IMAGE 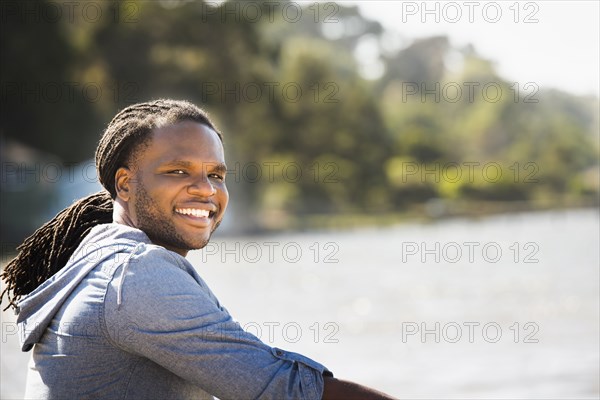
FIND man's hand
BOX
[322,377,397,399]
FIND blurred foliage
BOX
[1,0,598,236]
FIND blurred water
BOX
[2,208,598,399]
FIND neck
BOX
[112,199,135,227]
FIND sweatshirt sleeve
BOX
[102,244,330,400]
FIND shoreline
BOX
[257,197,600,233]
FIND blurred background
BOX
[1,1,598,398]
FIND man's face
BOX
[118,121,228,256]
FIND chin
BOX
[184,221,220,250]
[188,236,212,250]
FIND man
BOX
[1,99,395,399]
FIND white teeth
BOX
[176,208,210,218]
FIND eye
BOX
[209,173,225,182]
[167,169,187,175]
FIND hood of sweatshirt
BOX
[16,223,153,351]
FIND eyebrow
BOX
[210,162,228,174]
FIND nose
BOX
[187,175,216,197]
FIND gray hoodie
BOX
[17,223,329,399]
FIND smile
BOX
[175,208,214,218]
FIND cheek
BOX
[141,178,177,200]
[219,185,229,205]
[132,179,172,212]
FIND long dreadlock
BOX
[1,99,221,310]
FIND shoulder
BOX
[110,242,200,295]
[102,242,229,344]
[73,223,191,276]
[104,240,220,312]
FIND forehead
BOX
[141,120,224,165]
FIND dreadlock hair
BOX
[1,99,221,310]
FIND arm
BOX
[322,377,397,400]
[104,247,329,399]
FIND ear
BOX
[115,167,133,202]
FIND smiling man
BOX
[1,99,395,399]
[113,120,228,256]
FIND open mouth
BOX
[175,208,216,219]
